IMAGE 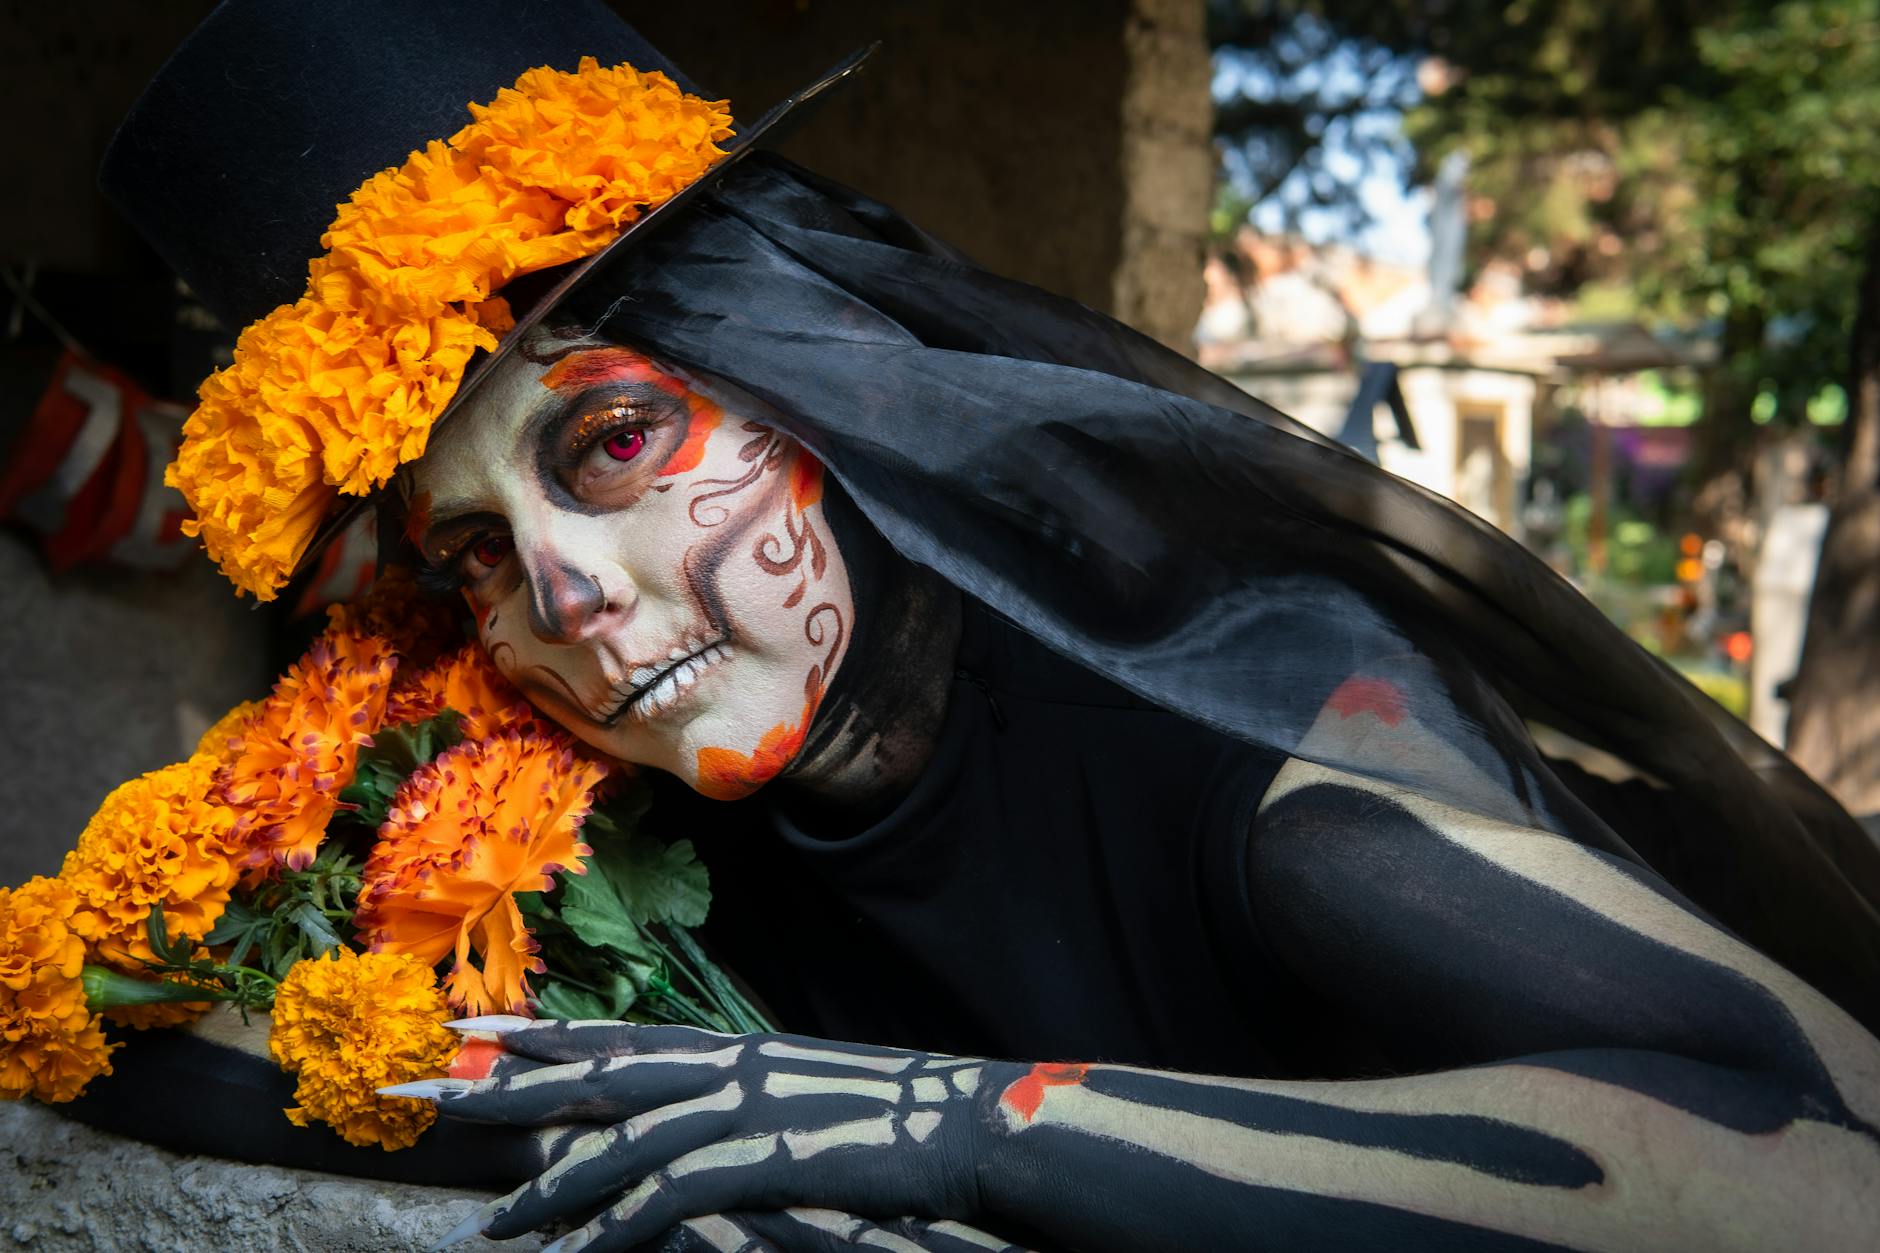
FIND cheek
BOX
[463,556,535,662]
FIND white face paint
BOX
[407,329,852,799]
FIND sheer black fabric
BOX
[554,154,1880,1028]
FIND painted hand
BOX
[391,1018,1027,1252]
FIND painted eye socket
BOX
[602,429,645,461]
[470,535,512,568]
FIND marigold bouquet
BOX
[0,571,769,1150]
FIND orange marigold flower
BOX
[0,877,118,1103]
[325,565,463,670]
[60,757,239,969]
[221,627,396,871]
[385,642,545,741]
[354,730,607,1016]
[268,948,457,1150]
[193,698,264,765]
[171,58,732,600]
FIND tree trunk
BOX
[1784,219,1880,818]
[1688,305,1766,575]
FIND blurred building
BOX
[1197,228,1701,542]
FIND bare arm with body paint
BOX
[403,754,1880,1250]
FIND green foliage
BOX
[86,834,373,1017]
[1214,0,1880,478]
[561,822,710,934]
[1408,1,1880,413]
[81,901,281,1017]
[1563,492,1679,584]
[203,842,362,982]
[525,786,772,1035]
[338,711,462,828]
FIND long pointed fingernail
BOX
[378,1078,474,1100]
[445,1014,533,1034]
[427,1205,492,1251]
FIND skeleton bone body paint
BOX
[409,331,851,799]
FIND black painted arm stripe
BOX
[1248,780,1871,1139]
[1080,1066,1601,1188]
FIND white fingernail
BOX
[378,1078,473,1099]
[426,1206,491,1251]
[445,1014,533,1034]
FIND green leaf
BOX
[204,897,261,947]
[340,711,466,827]
[533,981,612,1021]
[144,901,197,965]
[146,901,171,963]
[578,829,711,929]
[289,902,343,957]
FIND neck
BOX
[778,485,961,829]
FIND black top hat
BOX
[101,0,866,335]
[100,0,867,589]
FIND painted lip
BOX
[597,631,732,727]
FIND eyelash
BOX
[566,394,661,463]
[414,553,471,596]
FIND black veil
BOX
[560,155,1880,1029]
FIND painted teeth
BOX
[622,638,731,724]
[644,671,680,710]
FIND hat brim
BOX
[291,44,878,592]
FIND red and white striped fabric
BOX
[0,350,377,612]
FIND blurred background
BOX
[3,0,1876,880]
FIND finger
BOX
[724,1209,921,1253]
[540,1117,924,1253]
[450,1081,747,1242]
[539,1134,782,1253]
[732,1209,1027,1252]
[447,1034,553,1084]
[450,1016,735,1064]
[388,1045,742,1126]
[659,1214,778,1253]
[882,1217,1035,1253]
[425,1123,607,1248]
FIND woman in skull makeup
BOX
[90,2,1880,1249]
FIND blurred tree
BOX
[1212,0,1880,809]
[1787,217,1880,814]
[1408,0,1880,812]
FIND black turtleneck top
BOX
[674,598,1370,1081]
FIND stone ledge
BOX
[0,1102,540,1252]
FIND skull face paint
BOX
[407,329,852,800]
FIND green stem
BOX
[636,925,713,1003]
[547,971,608,997]
[82,965,239,1010]
[668,925,775,1034]
[648,988,724,1032]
